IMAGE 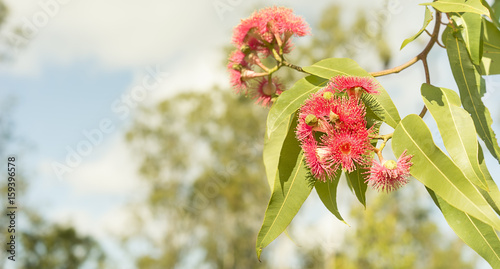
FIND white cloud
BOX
[62,134,144,195]
[2,0,226,71]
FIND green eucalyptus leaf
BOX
[392,114,500,230]
[400,7,433,50]
[421,0,490,17]
[480,0,500,28]
[445,27,500,163]
[421,84,500,216]
[451,12,483,65]
[346,166,369,208]
[490,0,500,22]
[263,115,294,191]
[429,190,500,268]
[494,0,500,14]
[315,170,346,224]
[303,58,371,78]
[277,114,302,191]
[361,93,385,123]
[480,19,500,75]
[303,58,401,128]
[478,145,500,216]
[441,23,451,47]
[256,153,313,260]
[266,75,328,139]
[421,84,488,190]
[494,0,500,21]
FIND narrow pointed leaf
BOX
[303,58,401,128]
[401,7,433,50]
[315,170,346,224]
[429,190,500,268]
[480,20,500,75]
[494,0,500,22]
[256,153,313,260]
[478,145,500,216]
[346,167,369,208]
[445,27,500,163]
[263,115,293,190]
[422,84,500,216]
[421,84,488,190]
[361,93,385,123]
[266,75,328,138]
[392,114,500,230]
[421,0,490,17]
[277,114,302,191]
[481,0,500,28]
[303,58,372,78]
[451,12,483,65]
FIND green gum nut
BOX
[383,160,398,170]
[305,114,318,126]
[322,91,333,100]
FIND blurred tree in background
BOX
[0,104,107,269]
[20,213,106,269]
[295,5,391,67]
[301,186,476,268]
[125,4,478,268]
[126,87,271,268]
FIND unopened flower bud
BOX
[262,82,276,96]
[240,45,251,55]
[316,147,329,162]
[323,91,333,100]
[383,160,398,170]
[241,70,258,80]
[305,114,318,126]
[232,64,243,71]
[329,111,339,122]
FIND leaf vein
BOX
[258,155,305,247]
[399,121,494,226]
[464,213,500,262]
[454,37,493,145]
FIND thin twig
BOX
[418,11,442,118]
[282,60,309,74]
[369,11,442,78]
[436,39,445,48]
[422,58,430,84]
[370,56,418,77]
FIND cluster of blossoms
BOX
[227,6,309,107]
[296,75,413,192]
[227,7,413,192]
